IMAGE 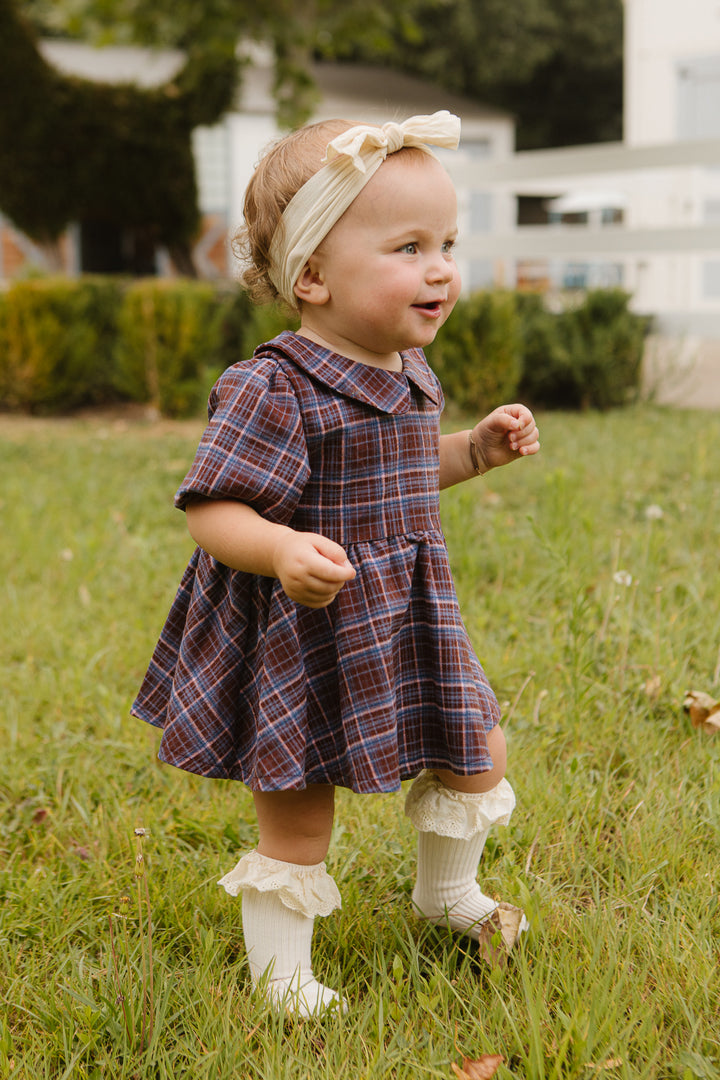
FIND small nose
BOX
[426,252,454,284]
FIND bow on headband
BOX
[267,110,461,308]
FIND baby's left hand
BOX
[472,404,540,473]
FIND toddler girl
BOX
[132,111,540,1017]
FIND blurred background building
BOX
[492,0,720,334]
[1,0,719,402]
[0,39,515,288]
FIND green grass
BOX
[1,405,719,1079]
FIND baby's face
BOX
[299,151,461,369]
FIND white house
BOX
[624,0,720,328]
[471,2,720,320]
[623,0,720,403]
[442,0,720,404]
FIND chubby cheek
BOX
[441,270,462,324]
[449,266,462,304]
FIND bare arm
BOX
[439,404,540,489]
[185,499,355,609]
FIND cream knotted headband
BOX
[267,110,461,309]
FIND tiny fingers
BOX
[286,551,356,608]
[509,423,540,455]
[284,579,341,608]
[297,579,351,608]
[519,434,541,455]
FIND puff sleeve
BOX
[175,359,310,525]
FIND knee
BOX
[486,724,507,779]
[436,725,507,793]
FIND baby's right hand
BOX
[273,529,356,609]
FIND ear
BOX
[293,256,330,306]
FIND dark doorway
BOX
[79,219,157,275]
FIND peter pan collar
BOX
[255,332,441,415]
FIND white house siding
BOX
[623,0,720,329]
[622,0,720,404]
[624,0,720,145]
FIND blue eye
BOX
[442,240,456,254]
[399,242,418,254]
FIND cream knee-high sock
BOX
[411,827,498,937]
[241,889,340,1016]
[218,850,342,1018]
[405,772,522,942]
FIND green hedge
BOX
[114,280,226,417]
[424,290,523,414]
[0,278,647,417]
[517,288,651,411]
[0,278,254,417]
[0,277,122,413]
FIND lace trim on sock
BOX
[404,772,516,838]
[218,850,341,918]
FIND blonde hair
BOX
[233,119,355,307]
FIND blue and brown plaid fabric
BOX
[132,333,499,793]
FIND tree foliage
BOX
[0,0,237,269]
[351,0,624,148]
[21,0,623,147]
[20,0,429,128]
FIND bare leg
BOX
[253,784,335,865]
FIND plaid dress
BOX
[132,332,500,793]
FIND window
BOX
[192,124,231,214]
[677,56,720,140]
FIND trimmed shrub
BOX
[113,279,226,417]
[566,288,650,410]
[0,276,122,413]
[0,277,292,417]
[425,289,522,413]
[0,279,649,417]
[206,285,254,376]
[518,288,650,410]
[516,292,581,410]
[245,301,299,351]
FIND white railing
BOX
[459,223,720,260]
[446,136,720,338]
[450,136,720,183]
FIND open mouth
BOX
[413,301,442,314]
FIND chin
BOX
[415,327,442,348]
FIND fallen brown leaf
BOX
[476,903,526,968]
[683,691,720,732]
[451,1054,504,1079]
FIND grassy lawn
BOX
[1,404,719,1078]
